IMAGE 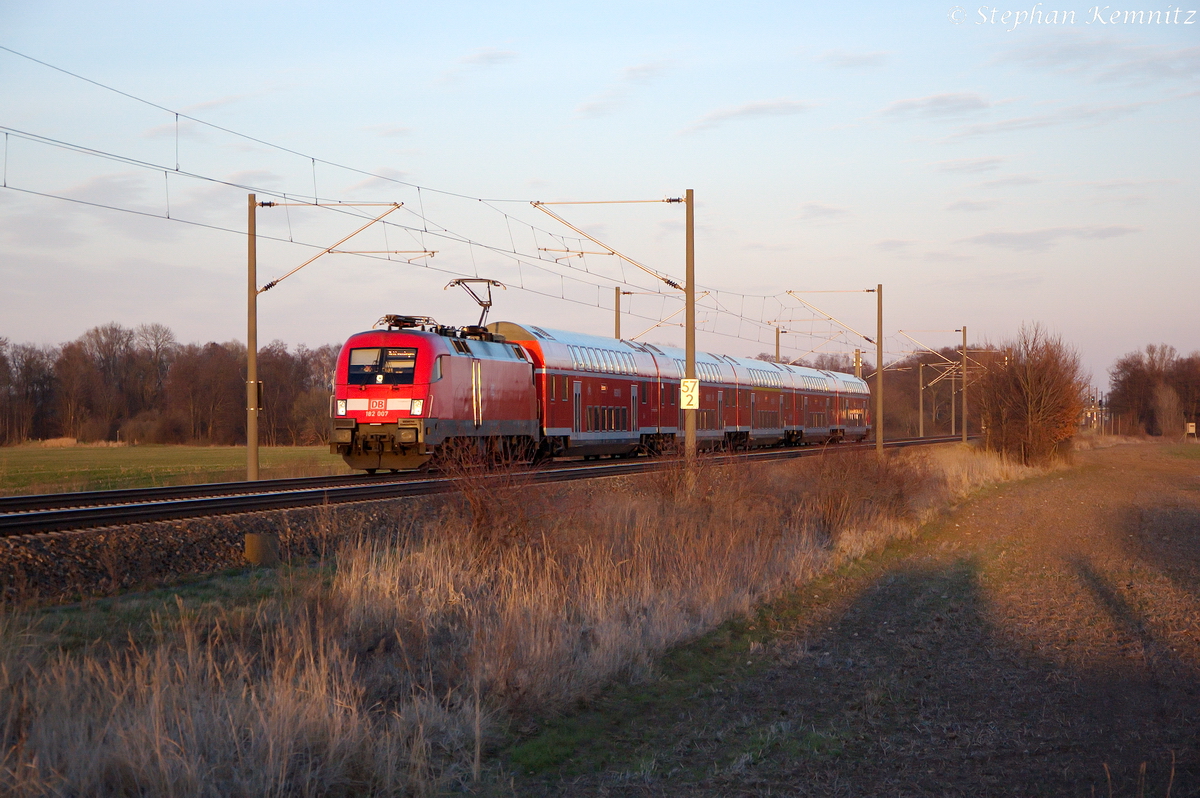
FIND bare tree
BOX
[0,338,12,444]
[977,324,1087,465]
[6,344,57,443]
[1108,344,1200,435]
[1153,383,1184,438]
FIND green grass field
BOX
[0,443,353,495]
[1168,441,1200,460]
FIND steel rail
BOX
[0,472,423,514]
[0,437,964,538]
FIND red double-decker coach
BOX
[329,315,871,472]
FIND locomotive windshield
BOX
[347,347,418,385]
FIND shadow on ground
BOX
[506,557,1199,797]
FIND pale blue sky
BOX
[2,1,1196,382]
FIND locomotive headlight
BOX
[410,399,424,416]
[336,399,347,416]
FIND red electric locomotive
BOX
[329,315,872,472]
[329,316,537,472]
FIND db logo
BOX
[368,399,386,411]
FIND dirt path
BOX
[499,444,1200,797]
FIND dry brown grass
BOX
[0,445,1036,795]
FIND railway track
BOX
[0,437,964,537]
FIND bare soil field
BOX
[502,443,1200,797]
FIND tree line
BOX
[770,324,1090,464]
[8,321,1182,456]
[1108,344,1200,436]
[0,324,338,446]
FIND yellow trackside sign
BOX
[680,378,700,410]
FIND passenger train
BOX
[330,315,872,473]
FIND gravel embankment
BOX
[0,497,436,604]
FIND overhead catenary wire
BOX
[0,46,882,356]
[0,134,819,348]
[0,118,837,350]
[0,44,867,313]
[1,181,844,352]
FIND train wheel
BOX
[365,468,377,475]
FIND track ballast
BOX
[0,437,964,537]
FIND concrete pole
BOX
[614,286,621,339]
[961,325,968,443]
[244,193,277,566]
[684,189,696,464]
[854,349,861,379]
[775,327,781,363]
[919,362,925,439]
[951,373,956,436]
[875,284,883,455]
[246,194,259,482]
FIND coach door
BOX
[717,390,724,431]
[471,359,482,427]
[630,384,639,431]
[572,380,582,432]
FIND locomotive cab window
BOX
[347,347,418,385]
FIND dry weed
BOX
[0,443,1038,795]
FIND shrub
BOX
[976,323,1087,465]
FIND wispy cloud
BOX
[819,50,890,69]
[881,92,991,119]
[576,61,672,118]
[684,99,812,133]
[365,124,411,138]
[439,48,518,84]
[344,167,409,194]
[998,37,1200,85]
[929,267,1038,288]
[979,174,1042,188]
[948,101,1150,139]
[932,156,1005,173]
[957,224,1138,253]
[798,202,851,221]
[1084,178,1177,191]
[66,172,152,206]
[460,47,517,67]
[224,169,287,189]
[182,92,267,114]
[945,199,1000,212]
[142,118,207,141]
[922,250,977,264]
